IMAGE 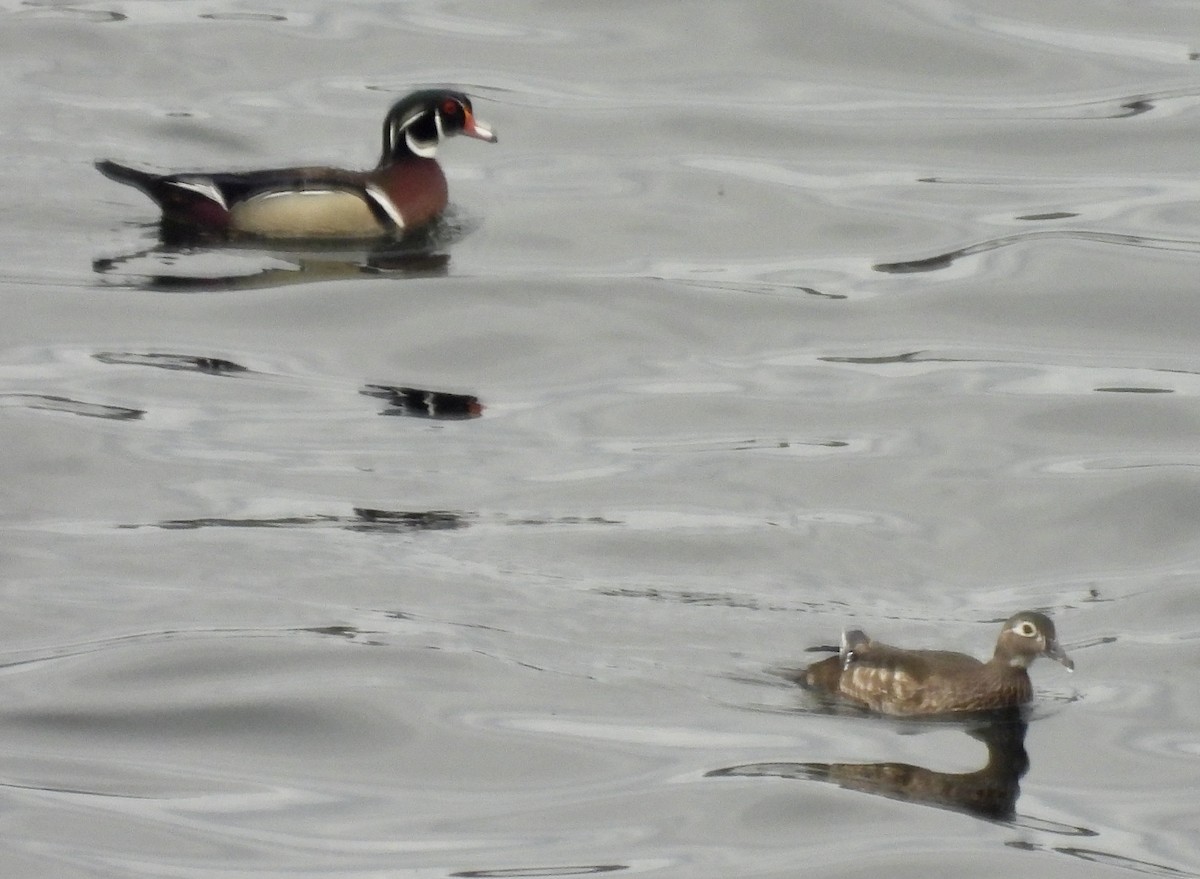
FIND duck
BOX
[96,89,496,240]
[794,611,1074,716]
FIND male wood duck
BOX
[795,611,1074,716]
[96,89,496,240]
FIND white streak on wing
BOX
[168,179,227,209]
[364,183,406,230]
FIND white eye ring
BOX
[1015,621,1037,637]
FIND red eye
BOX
[441,99,460,117]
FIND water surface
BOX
[2,1,1200,877]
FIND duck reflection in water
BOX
[92,226,454,292]
[708,711,1029,822]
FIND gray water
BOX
[3,1,1199,877]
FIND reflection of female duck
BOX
[97,90,496,240]
[795,611,1074,715]
[709,716,1029,821]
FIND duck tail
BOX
[95,160,162,196]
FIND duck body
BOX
[797,611,1073,716]
[96,160,449,239]
[97,89,495,241]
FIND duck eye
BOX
[1016,622,1037,637]
[441,99,461,118]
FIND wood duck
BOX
[96,89,496,240]
[794,611,1074,716]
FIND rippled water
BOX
[3,1,1200,877]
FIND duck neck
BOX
[992,647,1032,670]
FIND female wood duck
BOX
[96,89,496,240]
[796,611,1074,716]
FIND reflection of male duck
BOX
[93,243,451,292]
[97,90,496,240]
[793,611,1074,716]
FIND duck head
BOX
[995,611,1074,671]
[381,89,497,163]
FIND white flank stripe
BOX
[256,190,336,200]
[365,183,406,230]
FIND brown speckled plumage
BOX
[797,611,1073,716]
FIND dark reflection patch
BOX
[361,384,483,419]
[350,508,467,531]
[26,6,125,22]
[597,587,763,610]
[820,351,925,365]
[298,625,386,646]
[1016,211,1078,221]
[797,286,847,300]
[199,12,288,22]
[0,393,143,420]
[120,509,470,533]
[1013,843,1196,877]
[94,352,249,375]
[506,515,621,527]
[874,229,1200,275]
[93,352,483,419]
[119,509,629,532]
[1117,98,1154,118]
